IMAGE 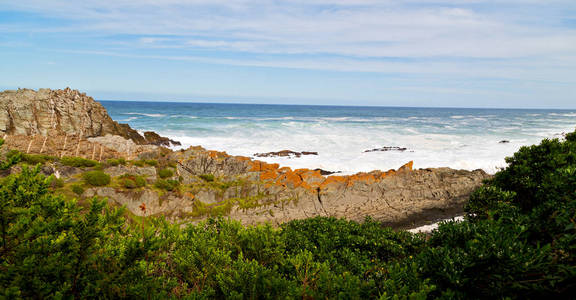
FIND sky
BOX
[1,0,575,108]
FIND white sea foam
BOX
[408,216,465,233]
[123,112,166,117]
[163,123,543,175]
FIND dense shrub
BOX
[1,130,576,298]
[199,174,215,182]
[106,158,126,166]
[71,184,84,195]
[61,156,99,168]
[119,174,146,189]
[158,168,174,179]
[1,141,20,170]
[48,176,65,188]
[82,170,111,186]
[132,159,158,167]
[154,179,179,191]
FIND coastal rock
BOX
[143,131,181,147]
[0,88,178,147]
[167,147,491,227]
[254,150,318,158]
[364,146,409,152]
[84,187,194,218]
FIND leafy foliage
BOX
[119,174,146,189]
[1,130,575,298]
[154,179,179,191]
[0,140,21,170]
[82,170,111,186]
[158,168,174,179]
[61,156,99,168]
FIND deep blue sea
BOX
[100,101,576,174]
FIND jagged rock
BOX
[364,146,409,152]
[166,147,491,227]
[143,131,181,147]
[84,187,194,218]
[314,168,340,176]
[87,134,157,158]
[0,88,177,147]
[254,150,318,158]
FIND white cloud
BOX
[2,0,576,78]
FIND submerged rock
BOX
[254,150,318,158]
[364,146,409,152]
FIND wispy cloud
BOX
[1,0,575,106]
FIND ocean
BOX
[100,101,576,175]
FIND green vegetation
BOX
[5,149,56,166]
[106,158,126,166]
[61,156,99,168]
[132,159,158,167]
[119,174,146,189]
[198,173,215,182]
[0,139,20,170]
[0,131,575,298]
[71,184,84,195]
[158,168,174,179]
[154,178,179,191]
[82,170,111,186]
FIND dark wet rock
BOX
[41,165,55,176]
[144,131,181,147]
[314,168,341,176]
[254,150,318,158]
[364,146,408,152]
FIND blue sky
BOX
[1,0,575,108]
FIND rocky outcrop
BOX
[0,87,491,228]
[0,88,178,147]
[143,131,181,147]
[364,146,409,152]
[160,146,490,227]
[254,150,318,158]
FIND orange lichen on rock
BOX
[399,161,414,172]
[235,156,252,161]
[260,169,279,181]
[347,173,377,186]
[276,171,303,189]
[320,175,348,189]
[249,161,280,172]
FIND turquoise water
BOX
[100,101,576,174]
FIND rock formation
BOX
[0,87,491,228]
[0,88,177,146]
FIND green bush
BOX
[82,170,111,186]
[2,130,576,299]
[48,176,65,188]
[61,156,99,168]
[154,179,179,191]
[106,158,126,166]
[71,184,84,195]
[199,174,215,182]
[158,168,174,179]
[20,153,57,165]
[1,145,21,170]
[132,159,158,167]
[119,174,146,189]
